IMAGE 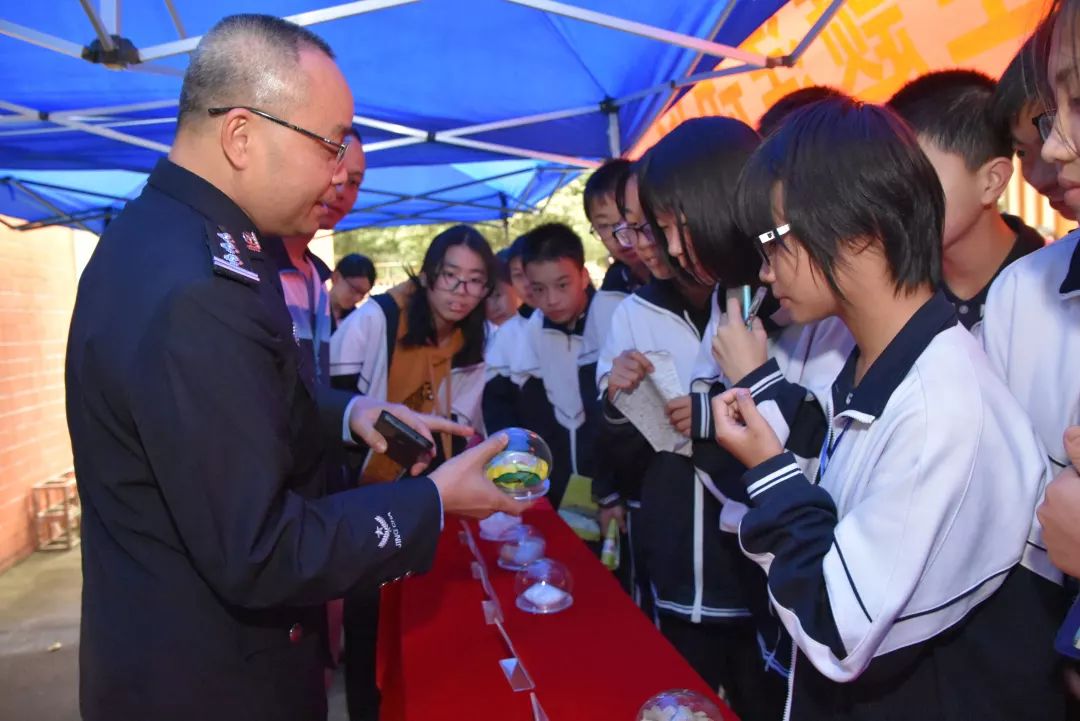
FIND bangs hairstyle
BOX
[888,69,1012,169]
[1036,1,1080,113]
[991,35,1041,131]
[406,224,496,366]
[583,159,632,221]
[734,97,944,300]
[638,116,762,287]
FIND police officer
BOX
[65,15,525,721]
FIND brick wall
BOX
[0,218,94,573]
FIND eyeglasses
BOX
[589,223,618,238]
[207,106,351,165]
[433,270,491,298]
[1034,111,1055,143]
[612,220,655,249]
[755,223,790,265]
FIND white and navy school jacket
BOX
[735,292,1064,721]
[983,231,1080,472]
[687,289,853,506]
[328,292,486,431]
[482,288,613,508]
[595,280,752,624]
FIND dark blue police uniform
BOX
[66,159,441,721]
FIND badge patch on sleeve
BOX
[204,222,260,285]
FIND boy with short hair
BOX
[584,159,650,295]
[889,69,1044,331]
[483,223,604,508]
[990,36,1077,221]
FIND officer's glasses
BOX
[208,106,350,165]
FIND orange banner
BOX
[634,0,1050,156]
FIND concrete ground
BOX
[0,547,350,720]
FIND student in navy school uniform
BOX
[889,70,1045,332]
[704,95,1064,721]
[983,8,1080,702]
[595,118,788,721]
[482,224,604,509]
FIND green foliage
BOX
[332,177,608,284]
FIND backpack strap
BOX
[371,293,401,369]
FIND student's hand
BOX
[1037,462,1080,579]
[430,433,533,519]
[348,398,474,476]
[665,395,693,436]
[599,504,627,536]
[711,388,783,469]
[607,350,654,402]
[1066,425,1080,470]
[711,297,768,385]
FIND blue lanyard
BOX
[817,416,853,483]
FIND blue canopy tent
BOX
[0,0,839,231]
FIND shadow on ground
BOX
[0,548,350,720]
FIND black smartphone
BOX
[373,410,435,470]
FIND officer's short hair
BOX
[178,14,335,129]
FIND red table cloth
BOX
[379,501,739,721]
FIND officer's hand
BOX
[607,350,654,402]
[349,398,474,475]
[429,433,533,519]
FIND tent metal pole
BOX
[79,0,116,52]
[51,99,179,118]
[1,177,130,202]
[138,0,419,62]
[499,193,510,244]
[163,0,188,38]
[9,179,95,234]
[0,19,85,59]
[0,98,171,153]
[606,105,621,158]
[0,116,175,139]
[439,104,597,138]
[353,115,429,139]
[101,0,120,35]
[504,0,769,67]
[628,5,736,153]
[363,137,427,153]
[437,136,599,168]
[788,0,845,65]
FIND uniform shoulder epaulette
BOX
[203,221,260,285]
